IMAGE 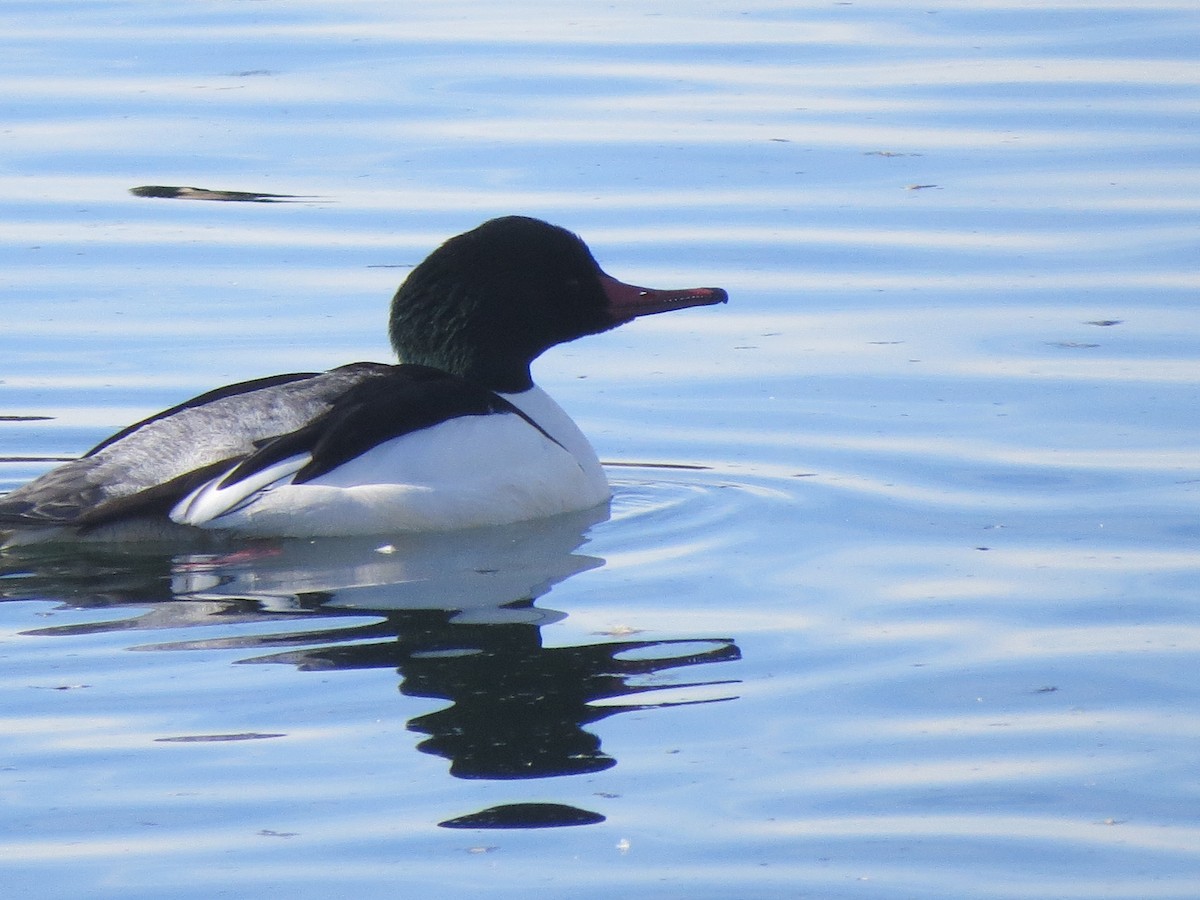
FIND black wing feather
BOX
[216,364,530,488]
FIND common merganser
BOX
[0,217,726,544]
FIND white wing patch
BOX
[171,454,312,527]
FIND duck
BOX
[0,216,726,545]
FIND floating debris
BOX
[31,684,90,691]
[155,732,286,743]
[130,185,314,203]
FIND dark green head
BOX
[389,216,727,392]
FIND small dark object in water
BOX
[129,185,308,202]
[155,732,286,742]
[439,802,605,829]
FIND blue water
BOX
[2,2,1199,897]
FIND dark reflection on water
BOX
[0,508,741,829]
[439,803,607,829]
[245,605,739,783]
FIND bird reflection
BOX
[0,507,741,825]
[220,603,739,780]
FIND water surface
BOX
[2,1,1199,897]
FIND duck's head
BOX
[388,216,727,392]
